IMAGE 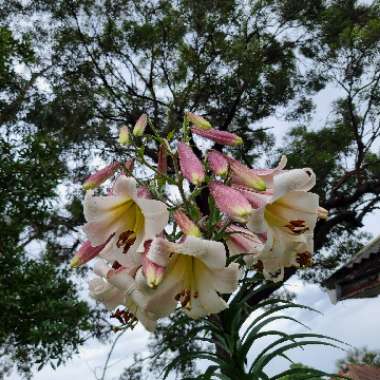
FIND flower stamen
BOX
[296,251,312,267]
[285,220,309,234]
[175,289,192,309]
[117,230,136,253]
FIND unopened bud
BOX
[209,181,252,223]
[124,159,134,173]
[83,162,120,190]
[132,114,148,137]
[143,255,166,288]
[178,142,205,185]
[118,126,130,145]
[70,240,108,268]
[186,112,212,130]
[225,225,264,260]
[191,127,243,146]
[157,143,167,175]
[173,209,202,237]
[207,150,229,176]
[229,158,266,191]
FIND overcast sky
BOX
[13,277,380,380]
[10,82,380,380]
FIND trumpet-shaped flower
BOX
[207,150,229,176]
[191,127,243,146]
[83,162,120,190]
[186,112,212,130]
[270,167,316,199]
[209,181,252,223]
[90,260,159,331]
[245,169,319,281]
[256,230,314,282]
[178,142,205,185]
[83,176,169,267]
[89,277,126,311]
[144,236,240,319]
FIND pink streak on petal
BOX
[137,186,152,199]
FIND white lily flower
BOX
[246,169,319,281]
[256,229,314,282]
[91,259,159,331]
[143,236,241,319]
[83,176,169,267]
[89,277,125,311]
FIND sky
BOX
[12,278,380,380]
[9,81,380,380]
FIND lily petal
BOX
[272,168,316,201]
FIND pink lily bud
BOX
[228,158,266,191]
[186,111,212,130]
[142,240,167,288]
[83,162,120,190]
[207,150,229,176]
[142,255,166,288]
[124,159,134,173]
[137,186,151,199]
[132,113,148,136]
[158,143,167,175]
[145,237,173,267]
[178,142,205,185]
[70,240,108,268]
[118,126,130,145]
[209,181,252,223]
[191,127,243,146]
[225,225,264,263]
[173,209,202,237]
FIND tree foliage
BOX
[337,347,380,371]
[278,363,326,380]
[0,20,108,378]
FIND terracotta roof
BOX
[338,364,380,380]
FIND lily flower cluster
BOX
[71,113,327,331]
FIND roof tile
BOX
[340,364,380,380]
